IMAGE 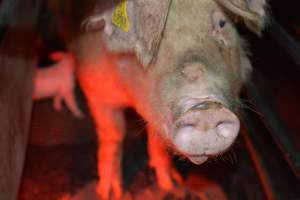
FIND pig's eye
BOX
[212,11,228,30]
[212,11,231,46]
[219,20,226,28]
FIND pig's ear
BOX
[215,0,268,35]
[134,0,172,69]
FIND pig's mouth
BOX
[186,149,229,165]
[187,155,209,165]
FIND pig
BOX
[33,52,83,118]
[41,0,268,199]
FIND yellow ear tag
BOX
[112,0,130,32]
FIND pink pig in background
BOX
[33,52,83,118]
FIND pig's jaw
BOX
[188,155,209,165]
[170,96,240,165]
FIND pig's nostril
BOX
[216,120,239,138]
[190,102,209,110]
[190,101,222,111]
[176,121,196,129]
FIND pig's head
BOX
[83,0,267,164]
[141,0,268,164]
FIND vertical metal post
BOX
[0,1,40,199]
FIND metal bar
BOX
[241,122,276,200]
[268,16,300,66]
[245,80,300,181]
[0,1,41,200]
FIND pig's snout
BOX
[173,101,240,165]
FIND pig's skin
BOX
[33,52,83,118]
[72,38,182,198]
[48,0,267,199]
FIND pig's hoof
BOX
[96,178,123,200]
[59,194,71,200]
[151,164,183,191]
[53,93,84,118]
[60,90,85,119]
[158,167,183,190]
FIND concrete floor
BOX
[18,99,265,200]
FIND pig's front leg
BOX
[88,104,125,199]
[147,126,183,190]
[33,52,83,118]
